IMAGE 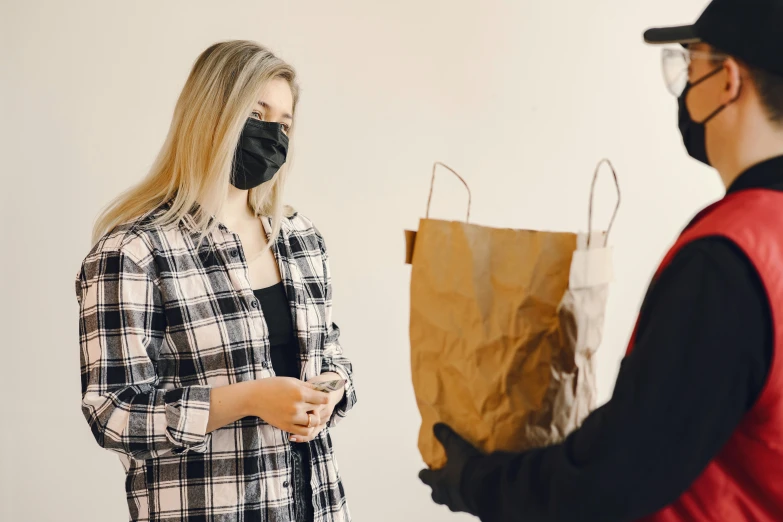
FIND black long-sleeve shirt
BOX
[463,155,783,522]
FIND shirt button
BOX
[283,481,290,488]
[262,361,271,369]
[230,249,239,257]
[251,300,259,308]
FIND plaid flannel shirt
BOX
[76,201,357,521]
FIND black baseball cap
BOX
[644,0,783,77]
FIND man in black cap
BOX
[419,1,783,520]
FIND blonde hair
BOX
[92,40,300,245]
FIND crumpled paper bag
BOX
[407,160,619,468]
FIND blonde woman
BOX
[75,41,356,522]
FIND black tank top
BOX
[253,282,299,379]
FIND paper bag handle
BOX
[587,158,621,248]
[426,162,472,223]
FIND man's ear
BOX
[722,58,743,103]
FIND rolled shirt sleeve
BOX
[77,243,211,459]
[316,231,357,426]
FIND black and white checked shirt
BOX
[76,201,357,521]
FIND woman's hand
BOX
[249,377,330,438]
[289,373,346,443]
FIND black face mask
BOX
[677,66,740,166]
[231,118,289,190]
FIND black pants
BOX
[291,442,314,521]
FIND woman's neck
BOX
[220,186,256,232]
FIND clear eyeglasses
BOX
[661,47,729,97]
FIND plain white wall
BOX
[2,1,724,521]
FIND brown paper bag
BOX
[407,161,620,469]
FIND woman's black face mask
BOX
[230,118,289,190]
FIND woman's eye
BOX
[251,111,262,120]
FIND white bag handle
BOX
[587,159,621,248]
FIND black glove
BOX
[418,423,482,516]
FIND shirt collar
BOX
[172,199,280,236]
[163,199,214,233]
[726,155,783,194]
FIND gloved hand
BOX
[418,423,482,516]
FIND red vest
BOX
[628,189,783,522]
